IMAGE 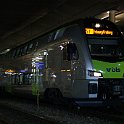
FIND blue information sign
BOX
[35,62,44,69]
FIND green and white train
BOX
[0,18,124,106]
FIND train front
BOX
[82,18,124,107]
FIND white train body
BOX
[0,18,124,106]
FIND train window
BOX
[48,32,56,42]
[27,42,38,53]
[18,48,23,56]
[23,45,28,55]
[63,43,79,61]
[27,43,34,53]
[18,48,22,56]
[29,43,33,49]
[35,42,38,50]
[89,41,124,62]
[12,50,16,58]
[15,48,20,57]
[54,28,65,40]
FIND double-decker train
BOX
[0,18,124,107]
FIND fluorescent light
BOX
[0,48,11,54]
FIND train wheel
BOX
[45,88,64,105]
[113,102,124,113]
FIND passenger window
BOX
[19,48,23,56]
[23,45,28,55]
[15,48,20,57]
[27,43,35,53]
[32,42,38,52]
[29,43,33,49]
[27,43,33,53]
[12,50,16,58]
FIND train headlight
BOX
[88,70,102,77]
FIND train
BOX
[0,18,124,107]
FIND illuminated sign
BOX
[20,70,26,73]
[85,28,113,35]
[5,69,15,74]
[35,62,44,69]
[5,69,15,73]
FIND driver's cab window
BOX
[63,42,79,61]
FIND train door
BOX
[46,44,62,89]
[61,41,79,97]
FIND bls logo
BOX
[106,67,120,72]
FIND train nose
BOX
[98,78,124,100]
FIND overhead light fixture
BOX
[107,11,110,14]
[115,20,120,23]
[95,23,101,28]
[0,48,11,54]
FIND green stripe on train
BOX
[92,60,124,78]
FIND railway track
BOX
[73,106,124,124]
[97,108,124,123]
[0,102,61,124]
[0,97,124,124]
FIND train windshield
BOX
[88,39,124,62]
[81,18,124,62]
[83,18,121,37]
